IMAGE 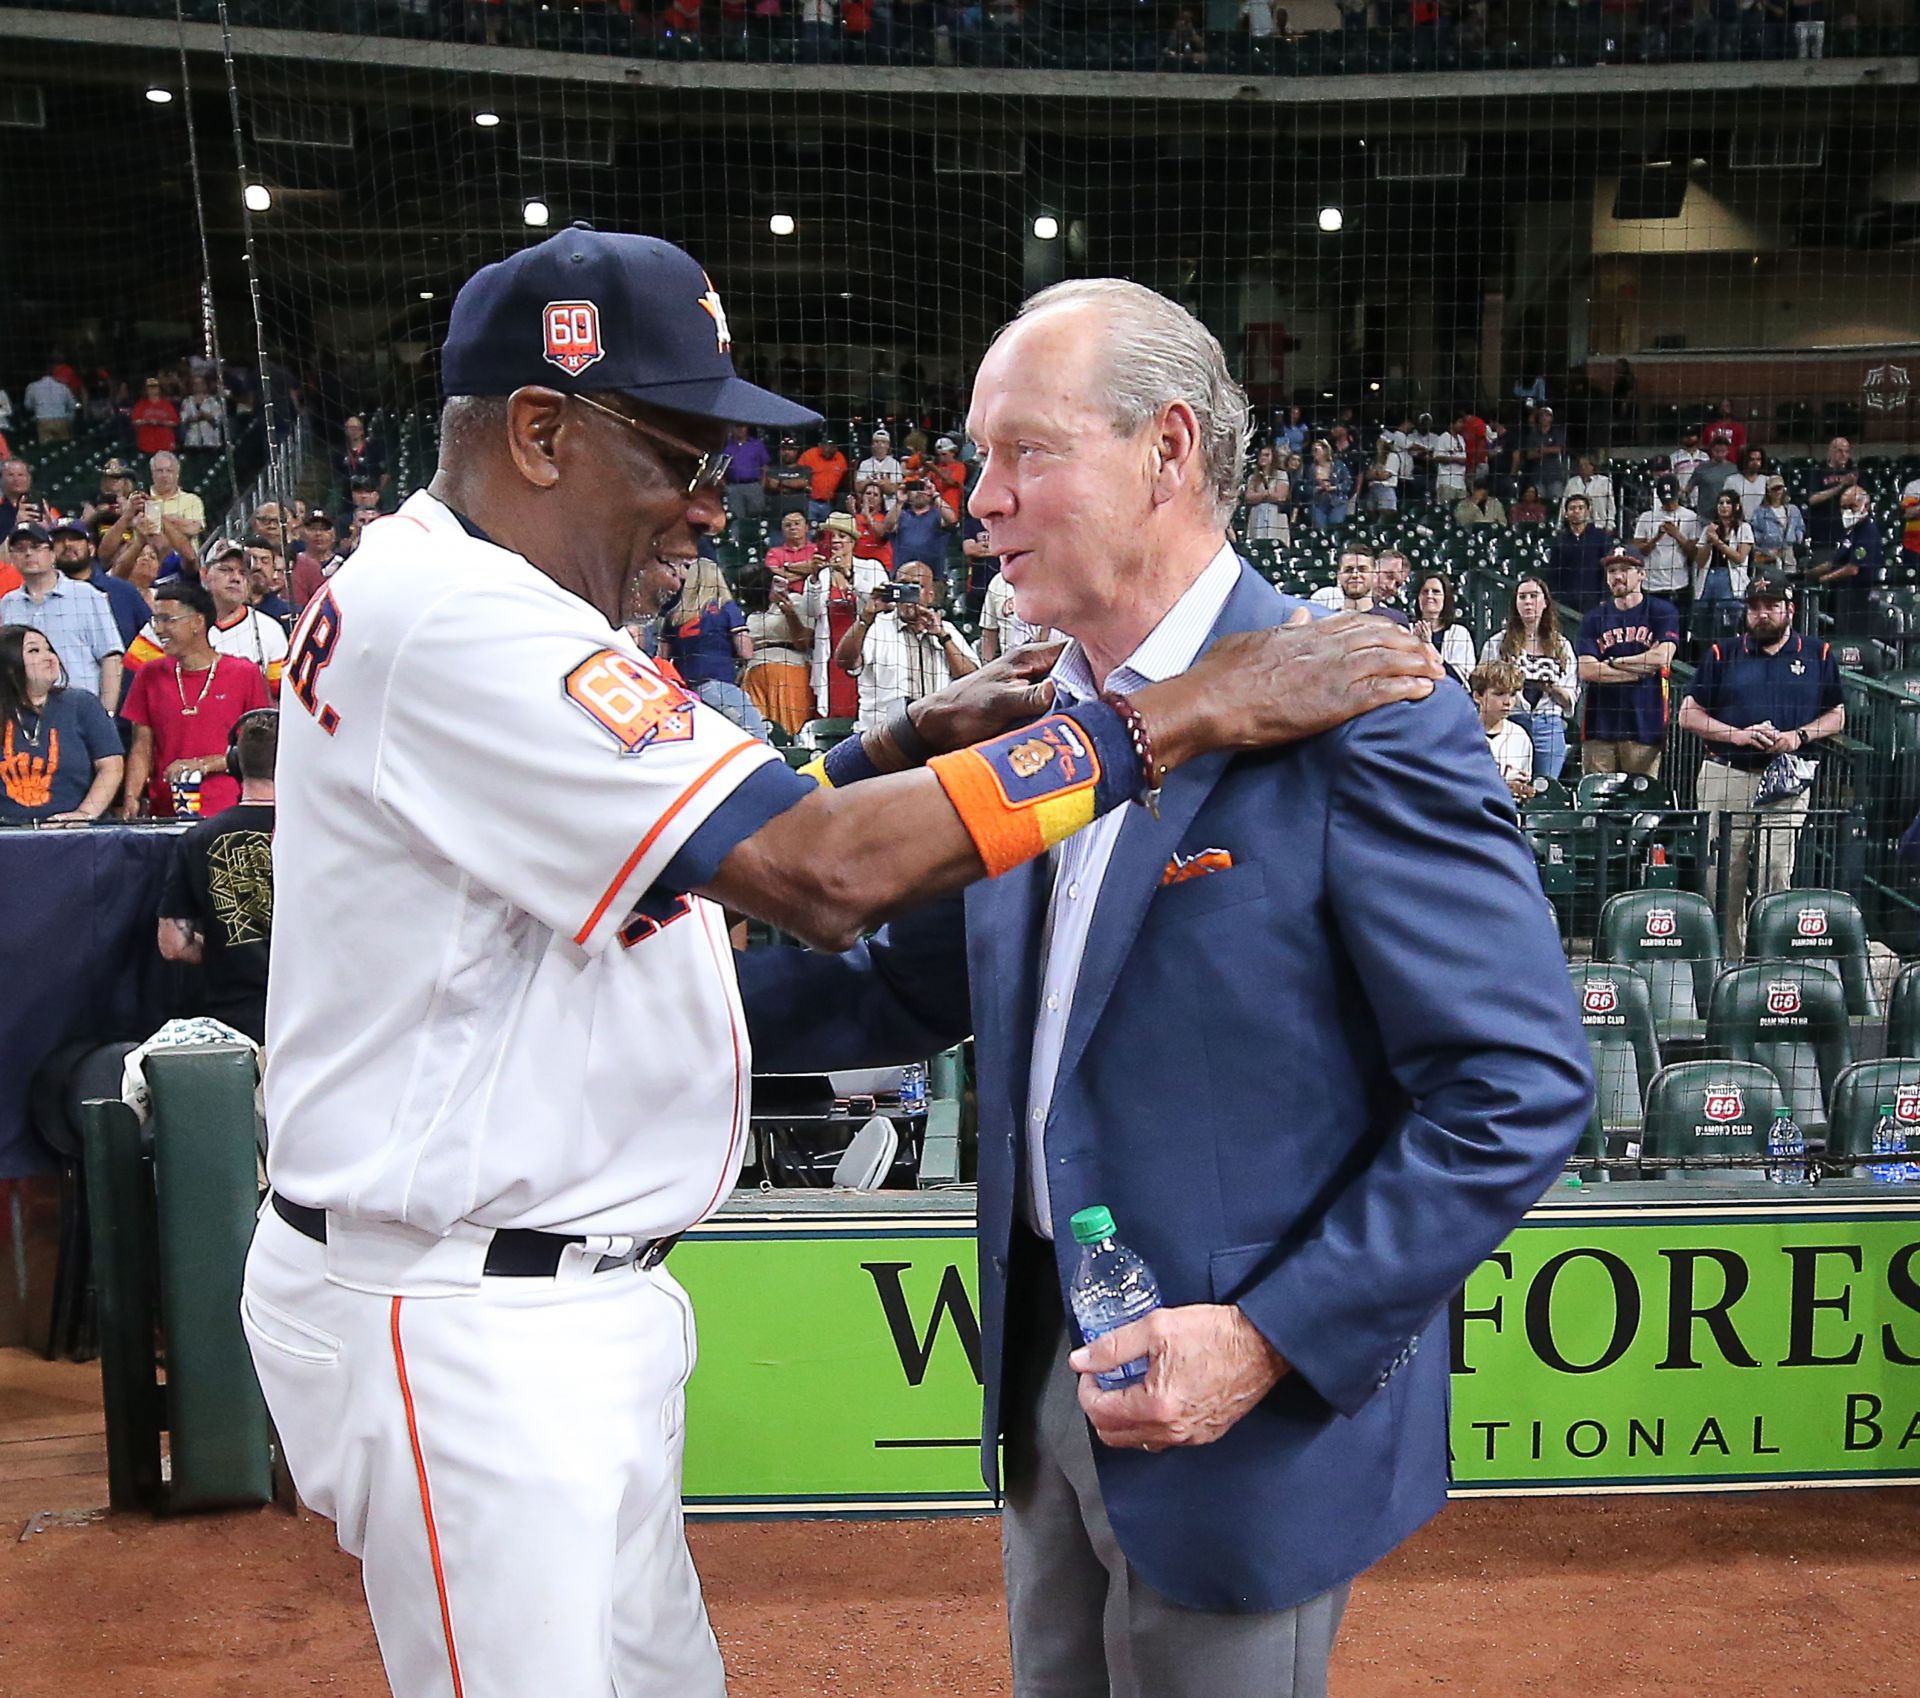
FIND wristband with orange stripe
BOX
[927,702,1140,878]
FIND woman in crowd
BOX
[1481,574,1578,782]
[1361,434,1402,515]
[1694,488,1754,613]
[1750,475,1807,574]
[0,625,123,825]
[662,557,766,738]
[852,481,894,572]
[738,565,816,738]
[1239,443,1291,546]
[1303,438,1351,530]
[1509,482,1549,524]
[1411,573,1476,683]
[178,373,225,453]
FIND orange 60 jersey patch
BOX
[564,649,698,753]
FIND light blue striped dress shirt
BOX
[1023,542,1243,1238]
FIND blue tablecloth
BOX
[0,823,194,1178]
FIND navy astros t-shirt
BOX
[1576,594,1682,746]
[0,689,121,822]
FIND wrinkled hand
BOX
[909,640,1065,754]
[163,758,206,783]
[1071,1304,1288,1452]
[1180,612,1444,755]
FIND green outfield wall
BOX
[677,1190,1920,1516]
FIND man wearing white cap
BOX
[928,433,968,521]
[856,427,903,499]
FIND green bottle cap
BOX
[1070,1205,1117,1245]
[1880,1105,1897,1116]
[1774,1107,1793,1118]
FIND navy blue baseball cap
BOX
[441,224,819,429]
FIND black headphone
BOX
[228,706,279,755]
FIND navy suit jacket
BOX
[738,562,1592,1613]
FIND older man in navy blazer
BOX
[739,281,1591,1698]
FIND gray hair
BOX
[1011,278,1251,524]
[149,450,179,472]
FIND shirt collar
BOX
[1053,541,1242,701]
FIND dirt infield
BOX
[2,1490,1917,1695]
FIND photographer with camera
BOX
[832,558,978,734]
[881,475,959,595]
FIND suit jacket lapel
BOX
[1048,562,1289,1098]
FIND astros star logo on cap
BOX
[698,274,732,353]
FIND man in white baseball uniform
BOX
[244,225,1444,1698]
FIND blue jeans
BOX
[1518,709,1567,782]
[1310,498,1348,530]
[806,499,834,526]
[692,678,770,742]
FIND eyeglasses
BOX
[150,612,198,628]
[570,394,732,495]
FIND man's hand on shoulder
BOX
[1070,1304,1289,1452]
[1148,612,1443,768]
[910,639,1064,752]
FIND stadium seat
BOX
[1569,963,1662,1136]
[1888,963,1920,1059]
[797,716,856,750]
[1706,961,1854,1136]
[1575,771,1666,812]
[1824,1060,1920,1179]
[1744,888,1882,1018]
[1596,889,1721,1046]
[1639,1059,1789,1184]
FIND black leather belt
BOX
[270,1193,678,1278]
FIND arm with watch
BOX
[694,613,1445,956]
[1676,698,1843,758]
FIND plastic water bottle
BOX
[1067,1205,1161,1391]
[1867,1104,1920,1184]
[1765,1106,1807,1186]
[897,1061,928,1116]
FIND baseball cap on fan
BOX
[440,223,820,429]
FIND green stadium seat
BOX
[1640,1060,1790,1184]
[1569,963,1662,1136]
[1575,771,1666,812]
[1824,1060,1920,1179]
[1706,961,1853,1136]
[1596,890,1721,1046]
[797,716,856,751]
[1523,775,1572,810]
[1744,888,1882,1018]
[1888,963,1920,1059]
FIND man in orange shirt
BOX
[927,435,967,521]
[796,433,849,525]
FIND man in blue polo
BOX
[1679,575,1844,957]
[1575,549,1679,777]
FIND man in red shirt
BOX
[130,378,181,459]
[764,509,823,586]
[927,436,967,521]
[288,510,344,610]
[795,434,850,524]
[119,579,269,817]
[1702,399,1747,459]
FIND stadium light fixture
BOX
[1032,214,1060,241]
[523,198,551,228]
[1368,381,1381,393]
[474,110,502,128]
[145,86,174,105]
[418,290,435,301]
[1317,205,1344,234]
[243,183,273,213]
[769,213,797,237]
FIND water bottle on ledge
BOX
[1765,1106,1807,1186]
[1068,1205,1161,1391]
[897,1061,928,1116]
[1867,1104,1919,1184]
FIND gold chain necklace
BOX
[175,657,218,717]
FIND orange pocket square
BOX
[1160,848,1234,888]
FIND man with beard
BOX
[1679,576,1844,957]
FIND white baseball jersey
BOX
[265,489,808,1240]
[210,605,289,691]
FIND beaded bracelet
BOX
[1098,689,1167,817]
